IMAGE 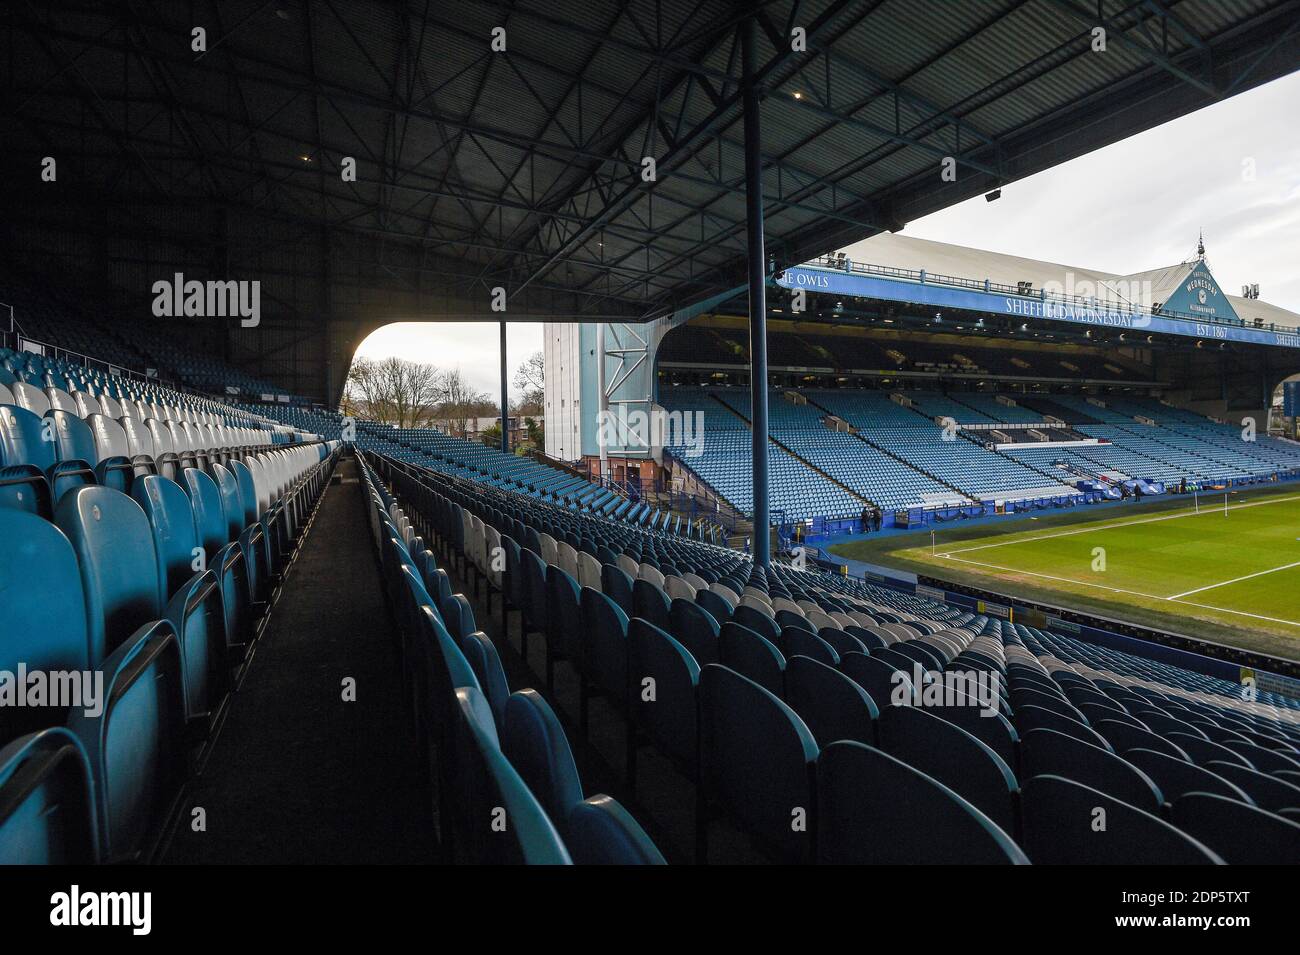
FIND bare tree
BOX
[345,356,447,428]
[513,350,544,410]
[381,356,446,428]
[439,367,490,436]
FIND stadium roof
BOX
[839,232,1300,329]
[11,1,1300,322]
[8,1,1300,401]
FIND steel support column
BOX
[742,18,770,569]
[596,322,609,480]
[500,320,509,453]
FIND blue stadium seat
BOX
[1225,739,1300,774]
[627,619,701,786]
[1020,775,1223,864]
[1170,792,1300,864]
[544,567,581,690]
[926,695,1020,773]
[1203,761,1300,813]
[1092,718,1189,761]
[1016,703,1110,749]
[55,485,226,724]
[182,467,252,654]
[668,597,719,665]
[450,687,571,865]
[579,587,630,727]
[500,689,583,823]
[500,689,663,865]
[816,741,1028,864]
[840,651,914,708]
[0,727,98,863]
[780,626,839,666]
[718,622,785,697]
[1166,731,1254,768]
[732,603,779,643]
[632,578,671,631]
[564,794,667,865]
[0,508,94,742]
[1021,727,1161,811]
[783,655,877,748]
[879,704,1019,833]
[600,562,634,617]
[442,593,477,643]
[1121,747,1252,804]
[699,664,817,863]
[694,587,733,624]
[459,631,510,730]
[0,404,57,516]
[519,548,548,658]
[45,410,99,501]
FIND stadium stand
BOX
[659,384,1300,525]
[354,446,1300,864]
[1,314,1298,868]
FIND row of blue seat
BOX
[0,442,341,862]
[370,449,1300,864]
[361,457,666,864]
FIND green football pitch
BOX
[829,485,1300,661]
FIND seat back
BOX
[600,563,634,616]
[669,597,719,666]
[0,728,98,863]
[840,651,914,708]
[699,664,818,863]
[783,655,877,749]
[718,622,785,698]
[211,464,246,543]
[459,632,511,730]
[130,475,201,600]
[54,486,162,664]
[632,578,671,632]
[10,382,51,416]
[563,794,667,865]
[451,687,571,865]
[1021,728,1162,812]
[1122,747,1251,804]
[695,588,733,624]
[182,467,230,554]
[628,619,701,772]
[227,460,259,525]
[1170,792,1300,864]
[879,704,1019,833]
[1021,775,1222,864]
[817,740,1028,863]
[500,689,584,824]
[580,587,630,706]
[545,567,582,665]
[0,509,92,740]
[733,602,779,640]
[0,404,56,471]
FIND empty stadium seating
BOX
[363,444,1300,866]
[4,316,1298,869]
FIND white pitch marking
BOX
[1166,560,1300,600]
[939,493,1300,556]
[937,553,1300,630]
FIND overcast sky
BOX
[355,70,1300,398]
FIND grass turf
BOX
[829,484,1300,661]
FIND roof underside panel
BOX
[5,0,1300,327]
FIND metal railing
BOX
[805,254,1291,334]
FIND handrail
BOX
[803,255,1291,333]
